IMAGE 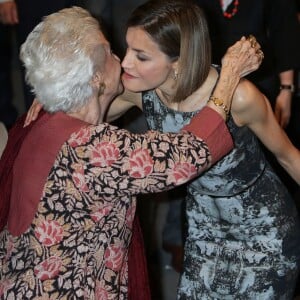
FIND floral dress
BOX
[0,112,219,299]
[142,90,300,299]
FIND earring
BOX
[98,82,106,97]
[173,70,178,81]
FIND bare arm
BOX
[106,89,142,122]
[196,36,263,120]
[231,80,300,184]
[275,69,294,128]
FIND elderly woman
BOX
[0,7,261,299]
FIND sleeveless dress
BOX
[142,90,300,299]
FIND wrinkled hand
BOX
[24,99,43,127]
[221,36,263,78]
[0,1,18,25]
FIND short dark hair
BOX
[127,0,211,103]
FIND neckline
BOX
[152,66,220,114]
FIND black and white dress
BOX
[142,89,300,299]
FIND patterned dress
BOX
[0,112,222,299]
[143,90,300,299]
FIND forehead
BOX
[97,31,109,47]
[126,27,162,53]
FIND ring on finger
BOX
[256,49,264,60]
[248,34,257,48]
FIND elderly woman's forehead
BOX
[85,31,110,53]
[97,31,110,46]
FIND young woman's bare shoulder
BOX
[231,79,268,126]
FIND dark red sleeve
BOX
[183,107,233,164]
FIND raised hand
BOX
[221,36,263,78]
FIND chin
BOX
[118,82,124,94]
[122,78,142,93]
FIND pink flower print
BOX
[90,204,113,222]
[34,256,62,280]
[128,149,153,178]
[104,244,124,271]
[125,204,135,228]
[90,141,120,167]
[168,162,197,185]
[69,127,91,147]
[72,163,89,192]
[35,220,64,246]
[0,279,13,297]
[95,280,109,300]
[4,236,14,262]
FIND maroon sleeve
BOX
[183,107,233,164]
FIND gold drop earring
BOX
[173,70,178,81]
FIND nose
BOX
[121,49,132,69]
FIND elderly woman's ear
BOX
[91,72,106,97]
[98,82,106,97]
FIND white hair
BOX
[20,7,105,112]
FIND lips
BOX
[122,72,137,80]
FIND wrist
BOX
[218,70,240,96]
[208,95,230,121]
[280,84,295,93]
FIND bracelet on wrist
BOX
[280,84,295,93]
[208,95,230,120]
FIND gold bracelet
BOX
[208,95,230,119]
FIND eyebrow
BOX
[130,47,149,56]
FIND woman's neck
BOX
[156,67,219,112]
[67,97,101,125]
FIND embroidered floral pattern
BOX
[90,141,120,167]
[167,162,198,185]
[72,162,89,192]
[34,256,63,281]
[128,148,154,178]
[0,123,211,298]
[34,220,64,246]
[104,243,124,272]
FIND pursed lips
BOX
[122,71,138,80]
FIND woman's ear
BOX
[91,72,106,97]
[172,61,179,81]
[91,71,103,88]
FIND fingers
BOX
[24,99,40,127]
[256,49,264,61]
[221,35,265,78]
[246,35,264,62]
[248,34,257,48]
[24,111,33,127]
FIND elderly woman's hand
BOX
[221,36,263,78]
[24,99,43,127]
